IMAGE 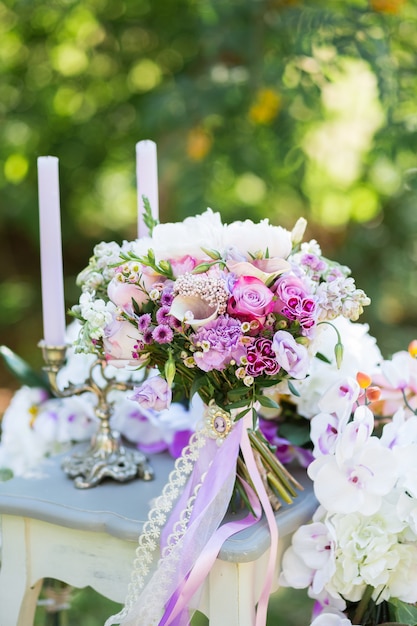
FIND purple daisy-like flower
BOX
[156,305,177,327]
[137,313,152,332]
[143,328,154,344]
[246,337,280,377]
[191,314,245,372]
[152,324,174,344]
[160,288,174,307]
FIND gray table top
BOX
[0,445,317,563]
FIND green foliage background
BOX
[2,0,417,388]
[1,2,417,623]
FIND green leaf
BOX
[189,375,207,399]
[225,398,252,410]
[142,195,159,236]
[389,598,417,625]
[227,386,250,399]
[0,346,50,390]
[131,297,141,316]
[287,380,301,397]
[233,407,251,421]
[200,247,222,260]
[279,421,311,445]
[252,407,257,428]
[257,395,280,409]
[315,352,332,364]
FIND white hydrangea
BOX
[328,505,405,601]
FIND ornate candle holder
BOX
[39,341,154,489]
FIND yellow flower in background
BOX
[249,88,282,125]
[28,404,39,428]
[186,127,213,161]
[370,0,405,14]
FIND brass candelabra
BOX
[39,341,154,489]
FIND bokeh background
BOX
[1,0,417,622]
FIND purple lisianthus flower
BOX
[191,314,245,372]
[130,376,172,411]
[246,337,280,377]
[271,330,310,379]
[152,324,174,344]
[168,429,193,458]
[273,273,318,334]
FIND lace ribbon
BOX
[105,408,279,626]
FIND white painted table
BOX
[0,448,317,626]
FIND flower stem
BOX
[352,585,374,625]
[247,430,303,500]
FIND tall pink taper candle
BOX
[37,156,66,346]
[136,140,159,238]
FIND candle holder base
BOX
[39,341,156,489]
[61,433,154,489]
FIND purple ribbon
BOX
[159,418,262,626]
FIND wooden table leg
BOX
[209,560,257,626]
[0,515,43,626]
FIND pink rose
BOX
[108,278,149,314]
[103,318,145,367]
[271,330,310,379]
[227,275,274,320]
[130,376,172,411]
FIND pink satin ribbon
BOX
[160,481,262,626]
[239,420,279,626]
[159,415,280,626]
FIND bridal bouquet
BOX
[69,207,370,625]
[280,342,417,626]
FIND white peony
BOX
[129,208,225,262]
[223,218,292,259]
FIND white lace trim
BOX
[104,425,208,626]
